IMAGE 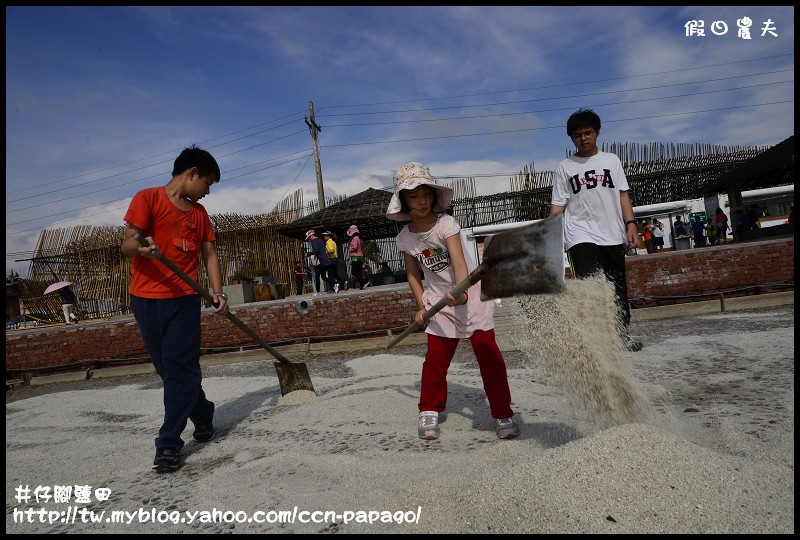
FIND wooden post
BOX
[307,101,325,210]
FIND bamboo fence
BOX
[12,142,779,323]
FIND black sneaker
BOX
[623,337,643,352]
[193,424,216,443]
[152,448,181,472]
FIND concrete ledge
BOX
[632,290,794,321]
[28,362,158,386]
[25,332,428,387]
[199,332,428,367]
[18,292,791,388]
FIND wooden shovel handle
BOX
[386,261,491,350]
[132,233,292,365]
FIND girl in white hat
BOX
[387,162,520,441]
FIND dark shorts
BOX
[655,237,664,247]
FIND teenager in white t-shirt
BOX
[549,108,643,352]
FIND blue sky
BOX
[6,6,794,275]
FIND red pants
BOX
[419,329,514,419]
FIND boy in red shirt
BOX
[120,145,229,472]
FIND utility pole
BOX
[305,101,325,210]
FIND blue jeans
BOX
[313,265,324,292]
[131,294,214,450]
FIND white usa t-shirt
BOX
[551,151,630,251]
[396,214,495,338]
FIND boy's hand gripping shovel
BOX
[133,233,315,396]
[386,213,566,350]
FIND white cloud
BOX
[6,6,794,276]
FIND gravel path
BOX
[5,304,794,534]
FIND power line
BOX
[8,148,313,215]
[7,127,310,206]
[5,55,792,241]
[317,53,793,110]
[321,100,792,149]
[321,79,792,128]
[7,152,314,233]
[316,69,793,118]
[7,57,790,204]
[5,112,308,197]
[7,69,790,215]
[6,100,789,237]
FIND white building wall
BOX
[460,185,793,260]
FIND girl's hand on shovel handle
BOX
[444,290,468,307]
[414,308,428,328]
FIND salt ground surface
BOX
[5,302,794,534]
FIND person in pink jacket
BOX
[346,225,369,289]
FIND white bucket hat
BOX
[385,162,454,222]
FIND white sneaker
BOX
[495,416,521,439]
[362,282,371,289]
[418,411,440,440]
[333,283,340,293]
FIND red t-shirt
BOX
[124,186,216,298]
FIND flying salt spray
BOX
[512,275,654,426]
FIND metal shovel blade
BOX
[273,361,316,396]
[480,213,566,299]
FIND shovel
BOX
[133,233,315,396]
[386,213,566,349]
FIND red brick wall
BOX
[5,237,793,376]
[626,238,794,307]
[5,289,419,376]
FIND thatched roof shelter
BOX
[699,135,794,195]
[14,138,794,326]
[276,187,410,241]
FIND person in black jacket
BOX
[59,285,79,324]
[305,229,335,294]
